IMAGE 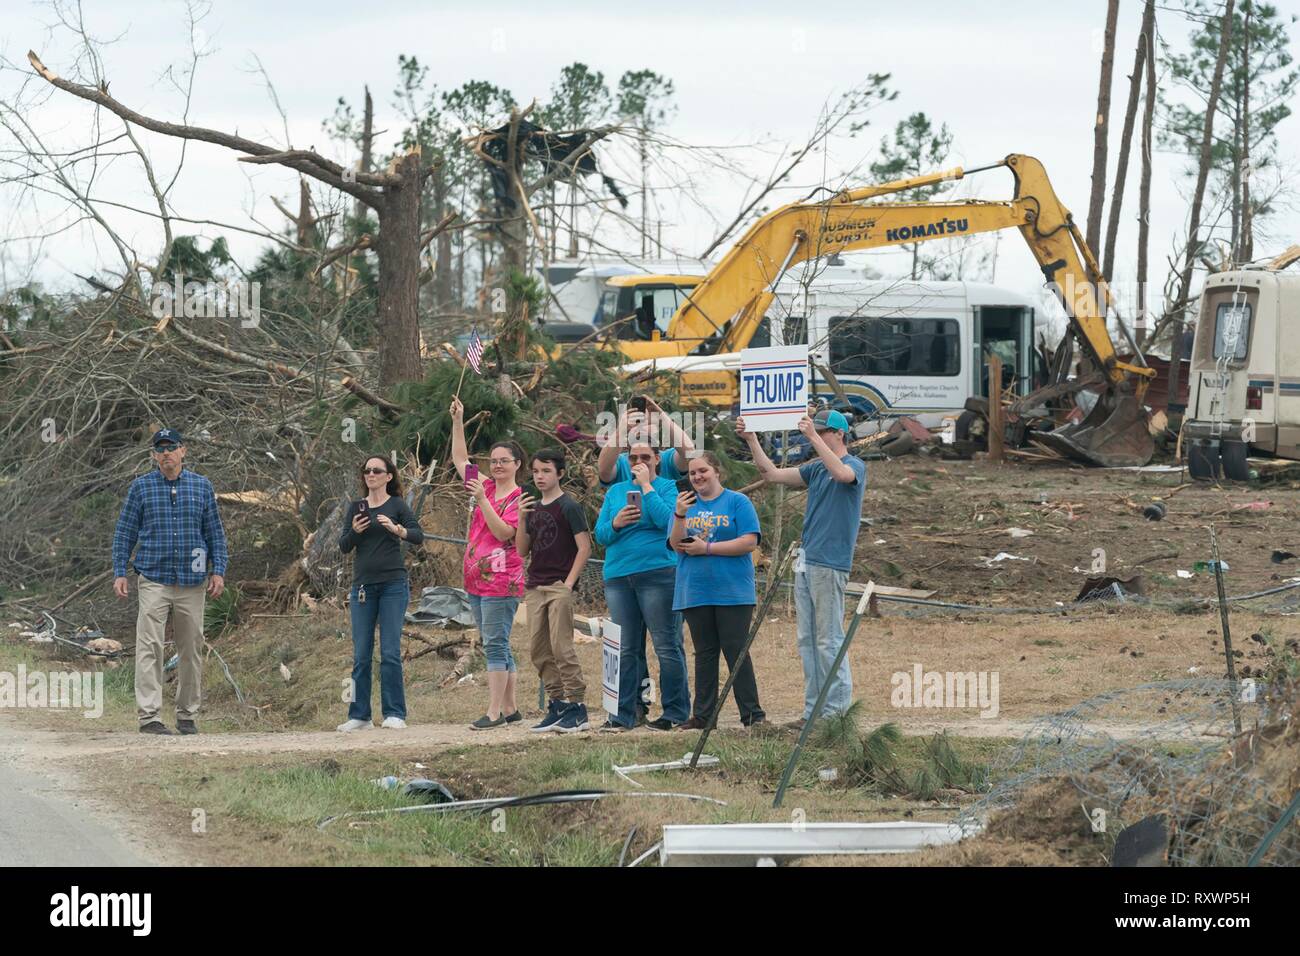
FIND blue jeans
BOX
[469,593,519,672]
[348,577,409,721]
[605,566,689,727]
[794,564,853,718]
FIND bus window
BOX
[829,316,960,376]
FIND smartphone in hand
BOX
[675,477,693,494]
[626,490,642,510]
[629,395,648,412]
[464,463,478,486]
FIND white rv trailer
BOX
[1183,267,1300,480]
[621,278,1048,432]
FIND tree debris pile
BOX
[950,678,1299,866]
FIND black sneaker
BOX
[139,721,175,735]
[531,700,563,733]
[176,719,198,735]
[504,710,522,724]
[470,713,507,731]
[646,717,674,731]
[555,703,590,734]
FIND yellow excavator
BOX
[619,153,1157,467]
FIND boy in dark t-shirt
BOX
[515,448,593,733]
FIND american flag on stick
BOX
[465,328,484,374]
[455,327,483,398]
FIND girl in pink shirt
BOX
[451,396,526,730]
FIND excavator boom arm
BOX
[673,154,1152,387]
[665,153,1154,467]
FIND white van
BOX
[623,278,1048,431]
[1183,268,1300,479]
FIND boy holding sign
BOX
[737,408,865,727]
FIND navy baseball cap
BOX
[812,408,849,433]
[151,428,183,449]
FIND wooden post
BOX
[986,353,1005,463]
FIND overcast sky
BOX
[2,0,1297,314]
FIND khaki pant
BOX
[525,585,585,702]
[136,578,206,724]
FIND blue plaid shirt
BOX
[112,467,229,586]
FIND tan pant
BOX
[136,578,206,724]
[526,585,585,702]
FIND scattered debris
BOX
[1006,527,1035,538]
[980,552,1030,567]
[279,662,292,683]
[1193,560,1229,573]
[613,753,721,788]
[659,821,982,866]
[1112,814,1169,867]
[406,586,475,628]
[1075,574,1146,603]
[1177,570,1195,579]
[319,789,727,829]
[1142,502,1167,521]
[404,778,456,803]
[1271,550,1296,564]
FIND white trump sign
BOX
[739,345,810,432]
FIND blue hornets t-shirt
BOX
[672,489,762,611]
[798,455,867,572]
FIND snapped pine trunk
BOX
[374,150,425,387]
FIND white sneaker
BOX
[381,717,407,730]
[337,718,373,733]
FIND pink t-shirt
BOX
[463,478,525,598]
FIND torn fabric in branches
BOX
[479,120,628,232]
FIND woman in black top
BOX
[337,455,425,731]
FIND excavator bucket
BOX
[1031,386,1154,468]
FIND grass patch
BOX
[147,727,1015,866]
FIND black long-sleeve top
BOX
[338,496,425,585]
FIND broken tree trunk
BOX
[1166,0,1237,409]
[1087,0,1121,255]
[1137,3,1157,347]
[1103,0,1157,288]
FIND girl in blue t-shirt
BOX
[668,451,767,729]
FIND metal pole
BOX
[1211,527,1243,734]
[689,544,797,769]
[773,581,874,808]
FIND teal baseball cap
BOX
[812,408,849,433]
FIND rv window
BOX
[1212,302,1251,361]
[828,316,960,377]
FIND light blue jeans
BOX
[794,564,853,718]
[469,593,520,672]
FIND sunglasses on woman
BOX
[362,467,389,475]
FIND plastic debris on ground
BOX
[1075,574,1146,603]
[979,552,1030,567]
[405,586,475,627]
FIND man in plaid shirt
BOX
[113,428,228,735]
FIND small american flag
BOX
[465,329,484,374]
